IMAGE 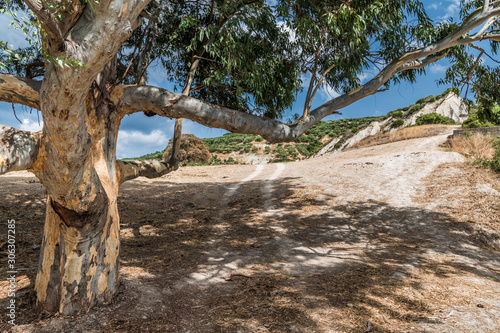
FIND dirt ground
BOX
[1,130,499,332]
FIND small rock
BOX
[347,303,354,307]
[477,304,484,308]
[476,184,499,196]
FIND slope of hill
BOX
[124,88,468,165]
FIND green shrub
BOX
[285,144,299,158]
[255,136,263,142]
[391,119,405,128]
[273,145,288,158]
[265,146,271,153]
[415,113,456,126]
[296,144,310,155]
[224,157,238,165]
[388,111,403,118]
[477,139,500,172]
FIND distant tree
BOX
[1,0,500,315]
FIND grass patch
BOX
[447,133,497,160]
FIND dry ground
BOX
[0,130,499,332]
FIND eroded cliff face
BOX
[314,92,468,157]
[404,92,469,126]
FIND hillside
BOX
[124,88,468,165]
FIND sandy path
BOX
[1,131,499,332]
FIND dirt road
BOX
[1,132,499,332]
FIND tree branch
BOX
[0,125,41,175]
[0,74,41,109]
[112,5,500,144]
[22,0,66,52]
[116,159,177,184]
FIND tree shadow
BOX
[0,172,499,332]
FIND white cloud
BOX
[300,72,311,89]
[429,63,448,74]
[358,72,374,84]
[117,129,169,158]
[439,0,460,21]
[277,21,297,43]
[19,118,43,132]
[428,2,443,10]
[319,83,341,101]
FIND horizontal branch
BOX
[111,5,500,144]
[0,125,40,175]
[116,159,177,184]
[0,74,41,109]
[116,85,329,142]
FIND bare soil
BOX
[1,130,499,332]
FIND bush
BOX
[388,111,403,118]
[255,136,263,142]
[224,157,238,165]
[479,139,500,172]
[265,146,271,153]
[391,119,405,128]
[415,113,456,126]
[296,144,310,155]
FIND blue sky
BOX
[0,0,496,158]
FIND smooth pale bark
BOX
[0,74,41,109]
[0,125,40,174]
[117,159,177,184]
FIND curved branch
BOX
[116,159,177,184]
[0,125,41,175]
[0,74,41,109]
[22,0,66,52]
[114,6,500,143]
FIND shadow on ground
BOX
[0,174,499,332]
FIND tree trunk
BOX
[31,61,123,315]
[35,195,120,315]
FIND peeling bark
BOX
[117,159,177,184]
[0,74,41,109]
[35,195,120,315]
[0,125,40,174]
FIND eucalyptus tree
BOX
[1,0,500,316]
[277,0,435,121]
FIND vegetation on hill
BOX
[123,88,464,164]
[415,113,456,126]
[462,104,500,128]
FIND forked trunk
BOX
[32,62,123,314]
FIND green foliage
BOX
[295,144,309,155]
[203,133,256,153]
[388,111,404,118]
[415,113,456,126]
[285,144,298,159]
[264,146,271,153]
[391,119,405,128]
[462,103,500,128]
[120,150,164,161]
[477,139,500,173]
